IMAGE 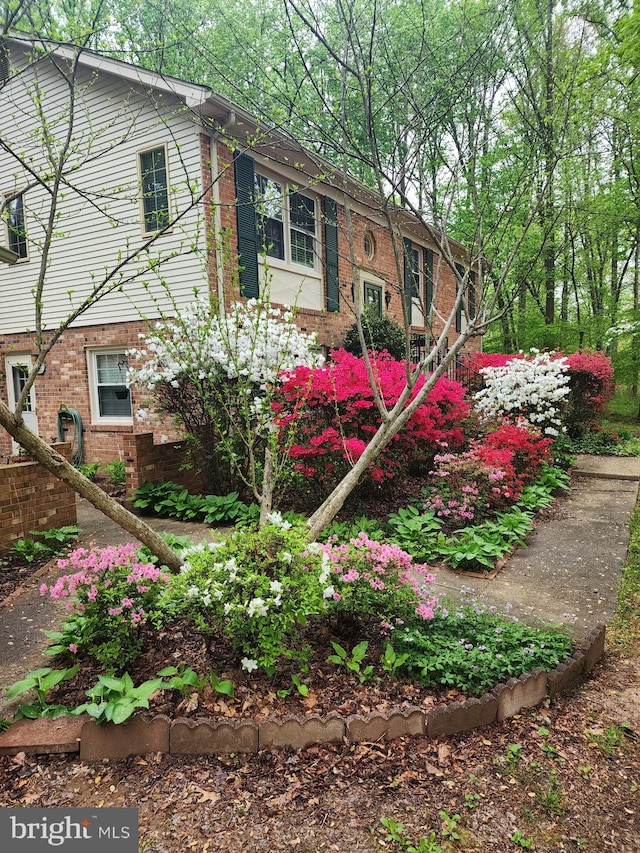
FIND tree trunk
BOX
[258,444,275,526]
[0,401,183,571]
[307,417,398,540]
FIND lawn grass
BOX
[610,503,640,654]
[603,388,640,434]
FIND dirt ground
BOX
[0,652,638,852]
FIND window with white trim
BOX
[364,280,383,315]
[88,350,132,422]
[5,192,28,260]
[139,145,170,234]
[254,173,317,269]
[410,245,422,299]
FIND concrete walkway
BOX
[1,455,639,717]
[428,455,640,634]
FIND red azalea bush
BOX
[422,422,552,529]
[562,351,615,437]
[278,349,470,494]
[477,422,553,483]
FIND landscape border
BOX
[0,624,606,761]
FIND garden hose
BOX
[57,406,84,466]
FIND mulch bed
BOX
[1,654,638,852]
[50,617,459,722]
[0,553,54,605]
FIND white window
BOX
[410,246,422,299]
[363,231,376,260]
[138,145,170,234]
[88,350,132,423]
[4,192,28,260]
[254,173,317,270]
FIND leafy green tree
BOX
[343,310,406,361]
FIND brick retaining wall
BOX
[123,432,205,497]
[0,442,77,553]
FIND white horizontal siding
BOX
[0,48,210,334]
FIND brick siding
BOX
[0,322,182,462]
[0,443,77,553]
[123,433,205,496]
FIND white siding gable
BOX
[0,45,210,335]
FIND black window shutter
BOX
[455,263,464,333]
[0,40,8,86]
[403,237,413,325]
[425,249,433,319]
[234,153,259,298]
[323,197,340,312]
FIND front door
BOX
[6,355,38,454]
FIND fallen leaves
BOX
[188,784,221,805]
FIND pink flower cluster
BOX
[318,533,437,621]
[562,350,615,431]
[40,543,170,628]
[423,422,552,529]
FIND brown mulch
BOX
[39,617,462,724]
[0,552,54,604]
[0,654,638,851]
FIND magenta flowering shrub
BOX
[40,544,171,668]
[316,533,437,632]
[422,422,552,530]
[278,349,469,495]
[562,350,615,437]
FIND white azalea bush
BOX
[158,518,333,673]
[157,511,439,675]
[128,296,322,399]
[128,295,323,509]
[473,350,570,437]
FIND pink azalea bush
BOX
[562,351,615,437]
[314,532,437,630]
[423,422,552,529]
[279,349,469,495]
[40,544,171,667]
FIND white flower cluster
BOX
[604,321,640,345]
[318,550,335,600]
[176,538,336,620]
[473,350,570,436]
[127,296,323,395]
[265,510,292,530]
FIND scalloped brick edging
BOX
[0,623,606,760]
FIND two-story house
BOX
[0,35,481,465]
